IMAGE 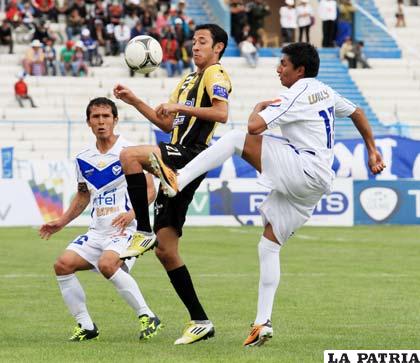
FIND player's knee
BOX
[227,129,246,153]
[54,257,75,275]
[98,258,119,279]
[154,245,177,267]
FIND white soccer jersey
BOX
[258,77,356,178]
[75,135,136,235]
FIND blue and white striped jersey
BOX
[75,135,136,234]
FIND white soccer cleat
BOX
[243,320,273,347]
[149,152,178,198]
[174,320,215,345]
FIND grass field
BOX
[1,225,420,363]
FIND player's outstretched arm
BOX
[113,84,174,132]
[39,183,90,240]
[350,107,386,175]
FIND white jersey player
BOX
[149,43,386,347]
[39,98,161,341]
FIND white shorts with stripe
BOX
[258,135,331,244]
[66,229,136,271]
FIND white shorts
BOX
[66,229,136,271]
[258,136,329,244]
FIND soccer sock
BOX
[109,268,154,318]
[167,265,208,321]
[56,274,94,330]
[125,172,152,233]
[254,236,281,325]
[177,129,246,191]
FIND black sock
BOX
[125,173,152,233]
[168,265,208,321]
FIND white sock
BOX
[56,274,94,330]
[178,129,246,191]
[255,236,281,325]
[109,268,154,317]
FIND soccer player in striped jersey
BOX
[113,24,231,344]
[150,43,386,346]
[39,98,161,341]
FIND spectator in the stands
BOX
[81,28,101,66]
[91,0,107,25]
[6,0,23,28]
[105,22,119,55]
[140,8,154,32]
[280,0,297,45]
[319,0,337,47]
[173,17,185,45]
[354,40,370,68]
[155,8,170,35]
[15,72,37,108]
[239,35,258,68]
[247,0,270,41]
[32,19,56,44]
[66,5,85,40]
[21,1,35,30]
[339,36,356,68]
[43,37,57,75]
[230,0,248,45]
[180,39,194,72]
[0,20,14,54]
[92,19,106,47]
[114,19,131,53]
[124,7,140,30]
[22,39,45,76]
[336,0,355,46]
[31,0,58,22]
[59,40,75,76]
[72,40,88,76]
[160,31,182,77]
[130,19,145,38]
[395,0,406,27]
[296,0,313,43]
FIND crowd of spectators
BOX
[1,0,197,78]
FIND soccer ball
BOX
[124,35,163,74]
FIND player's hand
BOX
[39,220,65,240]
[368,149,386,175]
[112,211,134,233]
[155,103,179,117]
[113,84,137,105]
[253,99,281,113]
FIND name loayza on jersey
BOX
[258,77,356,186]
[75,135,136,235]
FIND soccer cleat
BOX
[119,231,157,259]
[138,315,162,340]
[149,152,178,198]
[174,320,215,345]
[69,323,99,341]
[243,320,273,347]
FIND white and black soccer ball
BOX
[124,35,163,74]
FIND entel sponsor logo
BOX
[93,190,116,207]
[313,192,348,215]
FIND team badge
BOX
[112,165,122,175]
[213,84,228,99]
[97,160,106,168]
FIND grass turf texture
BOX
[1,226,419,363]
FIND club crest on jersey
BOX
[112,165,122,176]
[184,98,195,107]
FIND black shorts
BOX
[153,142,207,237]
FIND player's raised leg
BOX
[98,250,162,340]
[54,250,99,341]
[119,146,160,259]
[150,129,254,197]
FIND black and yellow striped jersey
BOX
[168,63,232,148]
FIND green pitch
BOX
[1,226,419,363]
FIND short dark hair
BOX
[282,42,320,78]
[195,23,228,59]
[86,97,118,120]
